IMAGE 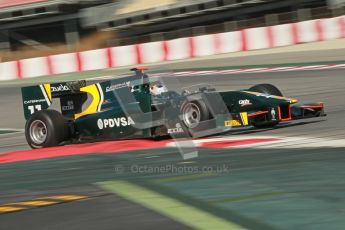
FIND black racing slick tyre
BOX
[249,84,283,96]
[25,110,70,149]
[181,100,210,130]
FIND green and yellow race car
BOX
[21,68,325,149]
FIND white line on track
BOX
[166,135,345,149]
[227,136,345,149]
[167,64,345,77]
[91,64,345,81]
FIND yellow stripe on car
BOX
[224,113,248,127]
[290,99,298,104]
[75,84,101,119]
[243,91,298,104]
[43,83,52,102]
[240,112,249,125]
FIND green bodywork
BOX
[21,71,296,141]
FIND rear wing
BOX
[21,81,87,120]
[22,84,52,120]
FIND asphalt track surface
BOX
[0,68,345,229]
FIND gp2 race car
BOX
[21,68,326,149]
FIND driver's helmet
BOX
[149,81,167,95]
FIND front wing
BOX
[224,102,325,128]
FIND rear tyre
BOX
[25,110,70,149]
[249,84,283,96]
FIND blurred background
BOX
[0,0,344,61]
[1,1,345,230]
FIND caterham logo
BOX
[24,99,46,104]
[97,117,135,129]
[105,81,131,92]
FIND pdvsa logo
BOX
[97,117,135,129]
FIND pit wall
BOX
[1,15,344,81]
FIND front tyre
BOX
[249,84,283,96]
[249,84,282,128]
[25,110,70,149]
[181,100,210,129]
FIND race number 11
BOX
[28,105,42,114]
